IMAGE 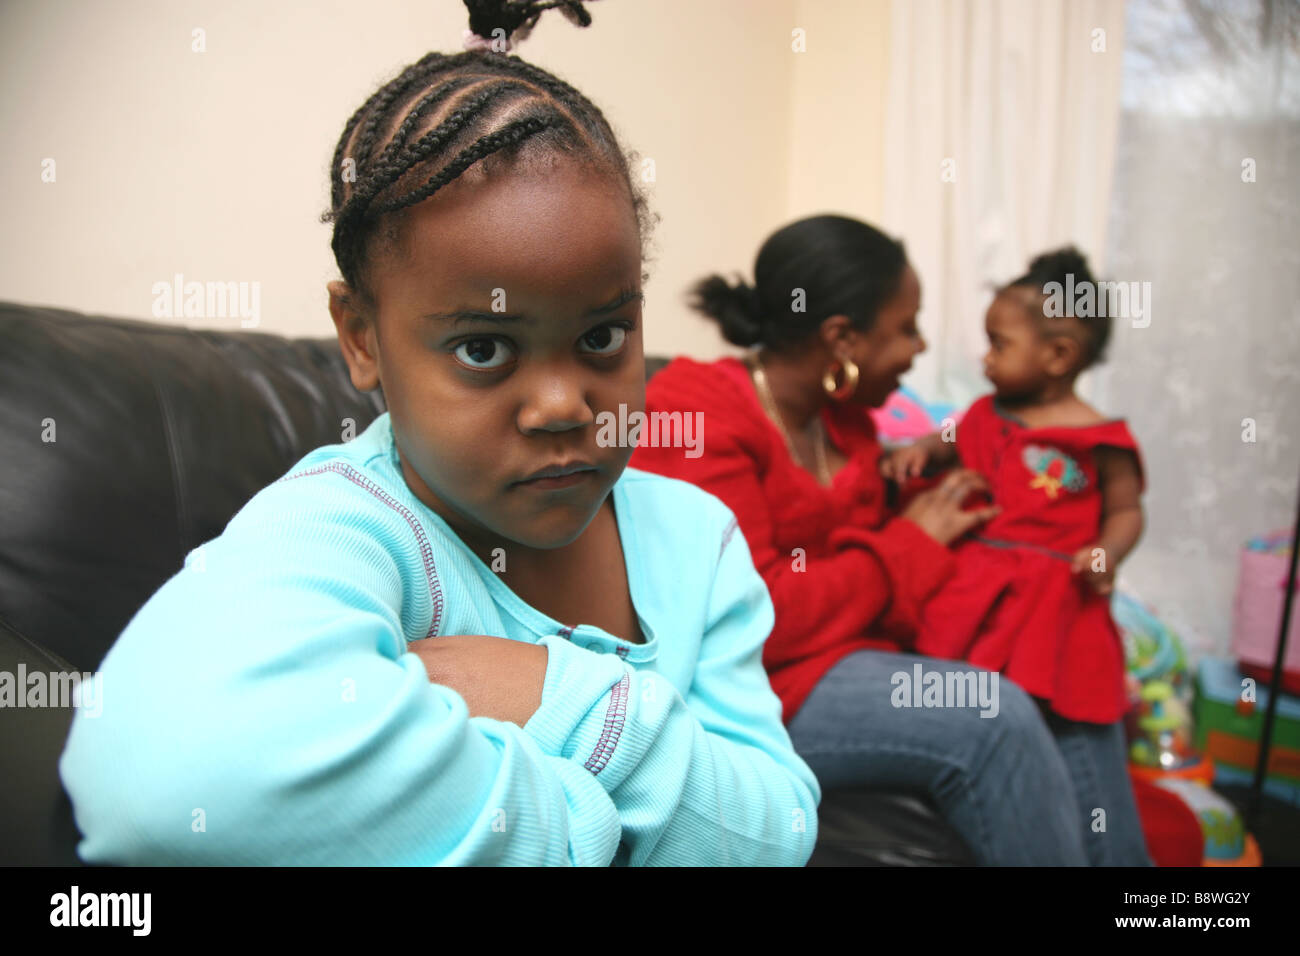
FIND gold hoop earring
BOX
[822,357,860,401]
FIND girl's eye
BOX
[579,323,627,355]
[453,337,514,369]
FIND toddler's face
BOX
[982,290,1053,399]
[332,163,645,558]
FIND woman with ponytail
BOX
[631,215,1094,865]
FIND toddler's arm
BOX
[880,431,959,481]
[1071,446,1144,594]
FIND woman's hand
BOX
[407,635,548,726]
[901,468,1000,546]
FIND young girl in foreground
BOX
[882,248,1151,865]
[59,1,819,866]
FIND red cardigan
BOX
[630,356,956,722]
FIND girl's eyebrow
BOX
[422,287,644,327]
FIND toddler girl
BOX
[881,248,1150,865]
[59,0,818,866]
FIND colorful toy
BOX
[870,386,961,445]
[1194,656,1300,806]
[1115,592,1214,782]
[1113,591,1260,865]
[1151,777,1262,866]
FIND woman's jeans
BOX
[786,650,1152,866]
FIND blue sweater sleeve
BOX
[59,480,621,866]
[524,507,822,866]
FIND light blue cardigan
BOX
[60,413,820,865]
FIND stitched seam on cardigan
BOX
[278,462,444,638]
[583,673,630,775]
[718,516,739,561]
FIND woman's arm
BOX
[59,481,621,866]
[632,421,969,669]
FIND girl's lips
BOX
[514,470,596,490]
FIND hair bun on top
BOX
[1025,246,1095,287]
[463,0,595,48]
[689,275,764,347]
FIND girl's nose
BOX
[516,368,595,434]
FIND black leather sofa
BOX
[0,300,974,866]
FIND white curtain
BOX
[881,0,1128,407]
[1096,0,1300,656]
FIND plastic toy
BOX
[869,386,961,445]
[1113,590,1258,865]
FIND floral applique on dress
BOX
[1022,444,1088,499]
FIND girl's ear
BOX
[328,280,382,392]
[1044,332,1082,379]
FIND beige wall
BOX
[0,0,889,359]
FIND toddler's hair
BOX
[321,0,654,312]
[1002,246,1111,369]
[690,215,908,349]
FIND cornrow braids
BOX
[321,0,656,314]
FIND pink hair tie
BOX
[462,28,511,52]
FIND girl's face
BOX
[982,289,1054,398]
[330,164,645,557]
[842,264,925,407]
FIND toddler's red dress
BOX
[915,395,1144,724]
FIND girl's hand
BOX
[1071,545,1117,596]
[880,444,930,481]
[407,635,548,726]
[900,468,1000,546]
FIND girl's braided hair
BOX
[321,0,655,313]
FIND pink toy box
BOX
[1230,530,1300,695]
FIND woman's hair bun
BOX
[689,275,764,347]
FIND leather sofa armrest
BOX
[0,616,86,865]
